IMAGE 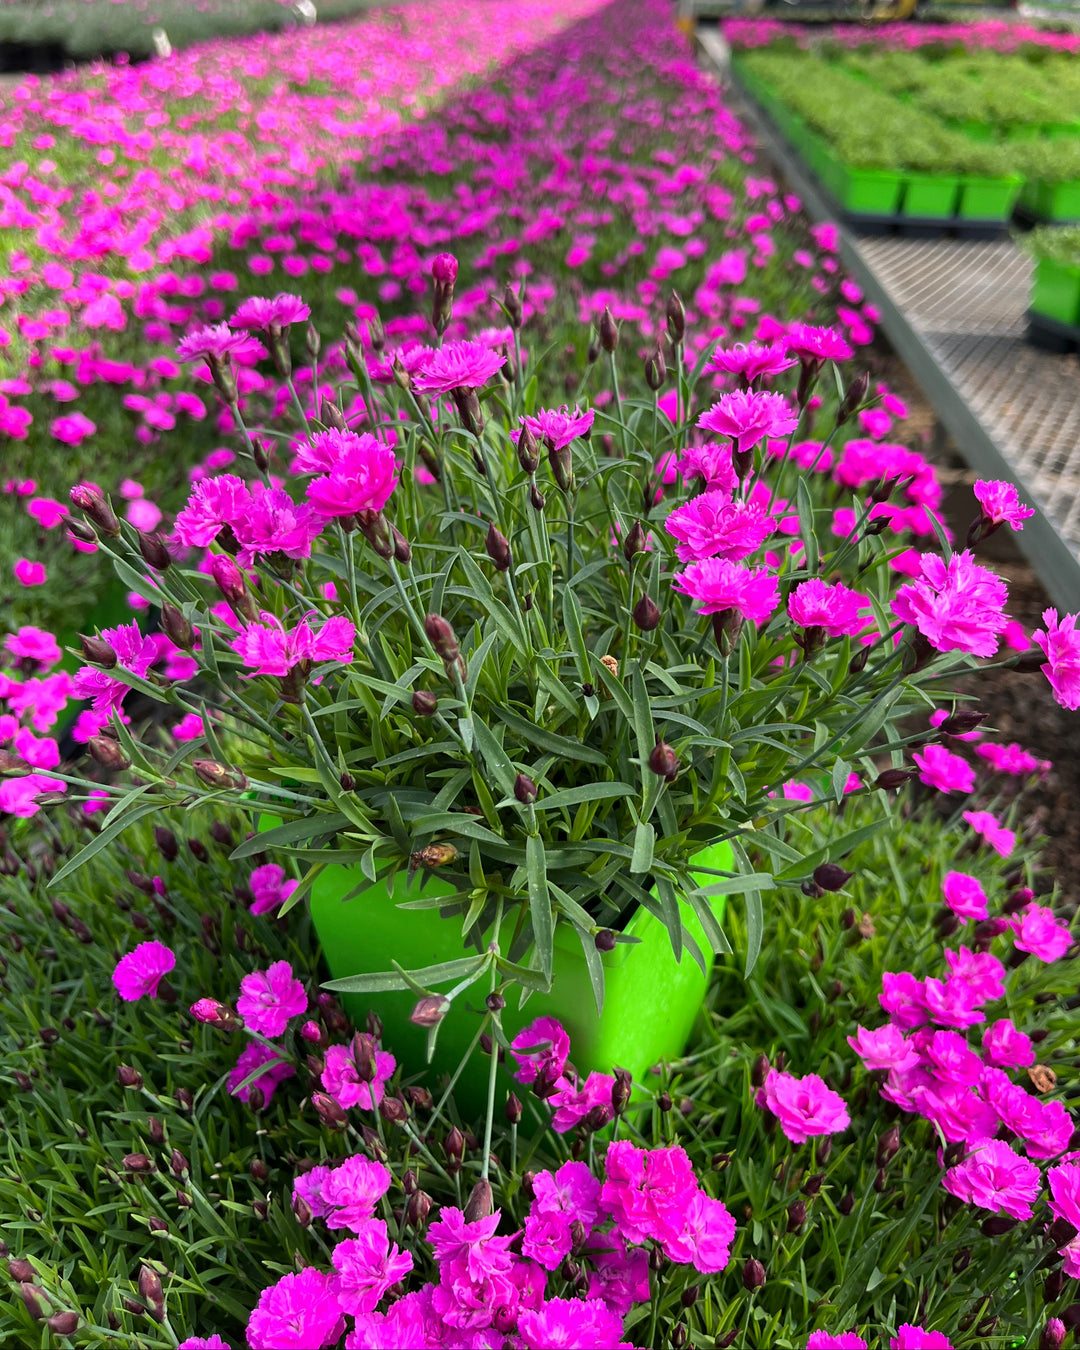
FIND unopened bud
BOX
[189,998,238,1029]
[356,508,393,560]
[940,710,987,737]
[160,602,194,651]
[123,1153,155,1174]
[424,613,460,662]
[595,929,617,952]
[117,1065,143,1089]
[193,759,247,791]
[506,1092,523,1124]
[622,520,647,562]
[485,521,512,572]
[351,1032,378,1082]
[838,1191,855,1215]
[379,1095,408,1124]
[154,827,178,862]
[632,593,660,631]
[46,1312,79,1337]
[9,1258,35,1282]
[516,423,540,475]
[406,1190,433,1228]
[79,633,117,667]
[503,282,523,330]
[412,689,438,716]
[836,371,870,426]
[644,344,666,391]
[751,1053,770,1087]
[742,1258,766,1290]
[813,863,854,892]
[210,555,257,621]
[787,1200,806,1232]
[666,291,686,344]
[70,482,121,537]
[444,1126,465,1170]
[137,531,172,572]
[612,1067,633,1115]
[876,1124,901,1167]
[410,843,458,871]
[648,739,679,782]
[463,1179,493,1223]
[410,996,449,1027]
[1042,1319,1067,1350]
[139,1265,165,1321]
[514,773,537,805]
[598,306,619,354]
[21,1284,48,1320]
[89,736,131,772]
[874,768,915,791]
[548,443,573,494]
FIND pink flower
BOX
[6,626,61,669]
[521,404,594,452]
[177,324,258,363]
[922,976,985,1029]
[112,940,175,1001]
[246,1269,344,1350]
[321,1154,392,1233]
[788,323,853,365]
[600,1141,697,1246]
[585,1233,650,1317]
[1012,902,1072,962]
[847,1023,921,1073]
[1048,1162,1080,1230]
[522,1209,574,1271]
[942,1138,1041,1219]
[321,1042,396,1112]
[331,1220,413,1314]
[787,578,869,637]
[664,491,774,562]
[673,557,779,622]
[427,1204,516,1281]
[941,872,988,923]
[510,1016,570,1086]
[172,713,205,742]
[178,1338,230,1349]
[1,773,66,820]
[893,551,1008,658]
[707,340,795,383]
[808,1335,868,1350]
[976,742,1049,776]
[890,1327,952,1349]
[233,486,322,568]
[973,479,1033,531]
[549,1070,616,1133]
[231,293,311,330]
[677,442,738,495]
[879,972,928,1031]
[431,252,458,286]
[982,1019,1034,1069]
[697,389,798,453]
[236,961,307,1037]
[943,947,1005,1004]
[27,497,67,529]
[306,438,400,517]
[923,1030,982,1086]
[249,862,298,917]
[913,745,975,794]
[294,429,376,474]
[227,1042,294,1107]
[756,1069,849,1145]
[231,616,355,676]
[173,474,252,548]
[73,620,159,715]
[1032,609,1080,711]
[533,1160,602,1228]
[127,498,162,532]
[51,412,96,445]
[413,340,505,393]
[963,810,1016,857]
[661,1190,736,1273]
[14,559,46,586]
[516,1297,628,1350]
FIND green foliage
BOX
[1022,223,1080,267]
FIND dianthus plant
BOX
[55,262,1058,1018]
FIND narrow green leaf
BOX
[630,821,655,875]
[231,811,351,859]
[534,782,634,813]
[323,953,486,994]
[50,800,162,885]
[562,587,592,687]
[526,835,554,986]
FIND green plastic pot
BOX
[901,175,959,219]
[1042,181,1080,222]
[956,176,1022,221]
[258,809,732,1113]
[1031,257,1080,327]
[835,167,904,216]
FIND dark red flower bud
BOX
[622,520,647,562]
[406,1190,433,1228]
[814,863,854,892]
[787,1200,807,1232]
[424,613,460,662]
[193,759,247,791]
[836,370,870,426]
[67,517,97,545]
[159,602,194,652]
[379,1095,408,1124]
[644,344,666,391]
[874,768,915,791]
[594,928,617,952]
[412,689,438,716]
[123,1153,155,1174]
[611,1067,633,1116]
[876,1125,901,1167]
[529,484,545,511]
[648,739,679,782]
[311,1093,347,1129]
[666,290,686,344]
[46,1312,79,1337]
[351,1032,378,1082]
[632,594,660,631]
[444,1126,465,1171]
[485,521,512,572]
[21,1284,48,1320]
[751,1053,770,1088]
[940,710,987,737]
[514,773,537,805]
[391,525,412,565]
[503,282,523,331]
[410,996,449,1027]
[463,1179,493,1223]
[79,633,117,667]
[117,1065,143,1089]
[598,306,619,354]
[9,1258,35,1282]
[742,1258,766,1290]
[139,1265,165,1321]
[838,1192,855,1215]
[89,736,131,772]
[153,827,178,862]
[548,443,573,494]
[357,508,393,560]
[506,1092,523,1125]
[137,531,172,572]
[70,482,121,537]
[516,423,540,474]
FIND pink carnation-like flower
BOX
[51,412,96,446]
[112,940,175,1001]
[412,340,505,394]
[676,442,738,495]
[236,961,307,1037]
[756,1069,850,1145]
[585,1233,650,1317]
[846,1023,920,1073]
[963,809,1016,858]
[14,559,46,586]
[661,1190,736,1273]
[73,620,159,715]
[879,972,927,1031]
[941,871,988,923]
[1049,1162,1080,1231]
[231,293,311,330]
[982,1018,1034,1069]
[808,1335,868,1350]
[942,1138,1041,1219]
[707,340,795,384]
[321,1042,396,1112]
[943,947,1005,1004]
[227,1042,294,1107]
[249,862,298,917]
[320,1154,392,1233]
[177,324,259,364]
[1012,902,1072,962]
[521,404,594,452]
[331,1220,413,1315]
[431,252,458,286]
[510,1016,571,1086]
[533,1160,602,1228]
[976,741,1049,776]
[1032,609,1080,711]
[516,1297,628,1350]
[233,486,322,568]
[600,1141,697,1247]
[664,490,774,563]
[549,1070,616,1134]
[293,429,370,474]
[173,474,252,548]
[893,551,1008,658]
[173,713,205,742]
[923,1030,982,1087]
[246,1268,344,1350]
[787,578,869,638]
[306,438,399,517]
[788,323,853,365]
[913,745,975,795]
[890,1325,953,1349]
[973,479,1034,532]
[178,1337,231,1349]
[696,390,798,453]
[922,975,986,1029]
[672,557,779,622]
[231,615,355,677]
[6,626,61,669]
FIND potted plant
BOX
[1017,141,1080,223]
[955,142,1023,222]
[899,133,963,220]
[52,268,1027,1112]
[1025,225,1080,327]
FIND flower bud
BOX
[838,1191,854,1216]
[981,1215,1017,1236]
[444,1126,465,1171]
[123,1153,155,1174]
[803,1172,824,1197]
[412,689,438,716]
[742,1258,766,1290]
[452,386,485,438]
[813,863,854,892]
[506,1092,523,1125]
[644,344,667,391]
[876,1124,901,1167]
[160,602,195,651]
[940,710,987,737]
[46,1312,79,1337]
[189,998,238,1029]
[79,633,117,668]
[485,521,512,572]
[622,520,647,562]
[9,1258,35,1282]
[874,768,915,791]
[154,827,178,862]
[632,593,660,631]
[666,291,686,344]
[611,1067,633,1116]
[648,739,679,782]
[424,613,460,662]
[357,508,394,560]
[193,760,247,791]
[1044,1271,1066,1302]
[117,1065,143,1089]
[463,1179,493,1223]
[548,442,574,494]
[1042,1319,1067,1350]
[380,1095,408,1124]
[410,996,449,1027]
[594,929,617,952]
[836,371,870,426]
[312,1092,348,1129]
[139,1265,165,1321]
[351,1032,378,1082]
[598,306,619,354]
[529,483,546,512]
[751,1053,770,1088]
[21,1284,48,1320]
[514,773,537,805]
[410,843,458,871]
[406,1189,433,1229]
[137,531,172,572]
[516,423,540,475]
[88,736,131,772]
[70,482,121,537]
[210,554,258,621]
[787,1200,807,1232]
